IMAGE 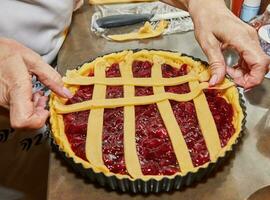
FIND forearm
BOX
[160,0,189,10]
[160,0,227,14]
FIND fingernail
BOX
[62,87,73,98]
[209,74,218,86]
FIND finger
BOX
[33,92,43,107]
[245,55,269,89]
[36,96,48,109]
[32,107,50,128]
[226,66,245,86]
[226,58,249,86]
[8,55,49,129]
[221,43,230,51]
[32,91,44,105]
[243,64,267,89]
[228,28,269,88]
[239,59,251,74]
[196,32,226,86]
[240,52,268,89]
[33,95,49,125]
[20,47,72,98]
[227,61,266,89]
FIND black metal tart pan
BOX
[49,49,247,193]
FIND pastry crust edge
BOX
[49,50,244,181]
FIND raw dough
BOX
[108,20,168,41]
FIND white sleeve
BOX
[0,0,75,64]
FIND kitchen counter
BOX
[48,4,270,200]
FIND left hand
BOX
[0,38,72,129]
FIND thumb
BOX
[197,33,226,86]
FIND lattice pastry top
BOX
[50,50,244,181]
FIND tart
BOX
[50,50,245,192]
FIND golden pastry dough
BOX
[54,82,233,114]
[189,81,221,160]
[50,50,244,181]
[120,53,143,178]
[152,55,194,173]
[63,71,198,87]
[85,58,110,172]
[108,20,168,41]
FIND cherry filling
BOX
[63,72,94,161]
[102,63,127,174]
[132,60,153,78]
[163,64,190,94]
[63,111,89,160]
[133,61,180,175]
[205,90,235,147]
[164,64,210,167]
[164,64,235,166]
[63,59,235,175]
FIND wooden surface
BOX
[48,4,270,200]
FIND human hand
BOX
[162,0,270,89]
[0,38,72,129]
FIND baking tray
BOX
[49,49,247,193]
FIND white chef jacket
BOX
[0,0,83,64]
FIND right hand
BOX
[188,0,270,89]
[0,38,72,129]
[161,0,270,89]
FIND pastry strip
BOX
[149,51,197,67]
[152,56,194,172]
[108,21,168,41]
[54,82,234,114]
[77,51,129,76]
[189,81,221,160]
[120,53,143,178]
[63,72,198,86]
[85,58,109,172]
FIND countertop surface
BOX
[48,4,270,200]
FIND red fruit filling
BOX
[163,64,190,94]
[164,64,210,167]
[63,72,94,161]
[102,63,127,174]
[132,60,152,78]
[133,61,180,175]
[63,59,235,175]
[204,90,235,147]
[164,64,235,166]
